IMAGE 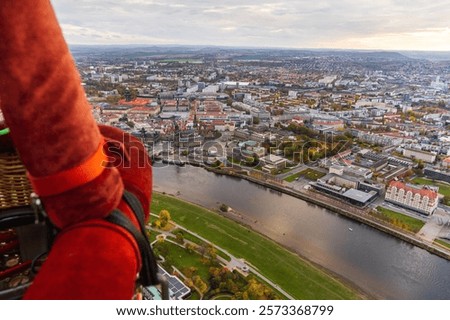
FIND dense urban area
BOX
[78,46,450,215]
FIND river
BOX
[153,163,450,299]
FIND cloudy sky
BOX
[52,0,450,51]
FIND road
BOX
[276,164,307,180]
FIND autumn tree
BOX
[206,244,217,261]
[185,242,196,254]
[209,267,221,278]
[156,235,165,244]
[243,278,277,300]
[184,278,194,288]
[193,276,208,294]
[152,219,161,229]
[208,267,221,288]
[105,95,121,104]
[159,209,171,228]
[200,243,217,262]
[183,266,198,278]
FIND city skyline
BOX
[53,0,450,51]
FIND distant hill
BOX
[296,50,412,60]
[353,51,411,60]
[69,44,415,61]
[399,51,450,61]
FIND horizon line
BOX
[67,43,450,53]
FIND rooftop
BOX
[143,265,191,300]
[389,181,438,199]
[343,189,377,203]
[118,98,151,107]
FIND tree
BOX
[156,235,165,244]
[443,195,450,206]
[211,159,221,168]
[152,219,161,229]
[208,267,221,278]
[185,242,196,254]
[416,160,424,170]
[105,95,121,104]
[184,278,194,288]
[159,210,171,228]
[198,243,217,262]
[184,266,198,278]
[193,276,208,294]
[205,243,217,260]
[175,232,184,244]
[252,154,260,167]
[244,278,275,299]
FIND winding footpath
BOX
[148,213,296,300]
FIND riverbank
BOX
[153,164,450,298]
[204,166,450,261]
[151,192,367,300]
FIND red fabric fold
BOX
[24,220,139,300]
[0,1,152,299]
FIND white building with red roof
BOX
[385,181,438,215]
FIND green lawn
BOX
[285,168,327,182]
[151,193,361,300]
[154,240,212,283]
[374,206,425,233]
[434,239,450,250]
[412,177,450,197]
[172,228,231,261]
[188,291,201,300]
[284,172,302,182]
[148,231,160,243]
